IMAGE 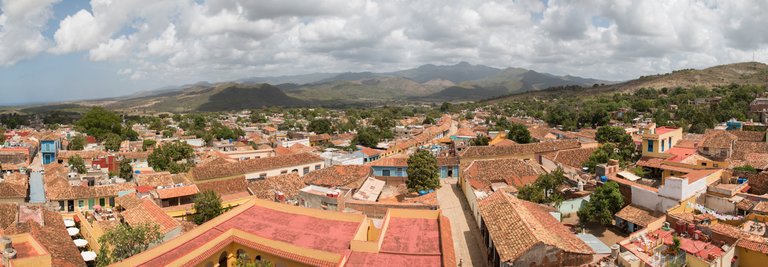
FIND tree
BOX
[733,165,758,173]
[517,168,566,207]
[440,102,453,112]
[422,116,435,125]
[307,118,333,134]
[577,181,624,225]
[352,127,379,148]
[471,134,490,146]
[235,253,274,267]
[119,160,133,181]
[103,133,123,152]
[507,123,532,144]
[596,126,633,146]
[97,222,162,263]
[142,139,157,151]
[0,127,5,144]
[68,135,86,150]
[193,190,223,225]
[76,107,123,141]
[148,141,195,174]
[69,155,86,174]
[406,150,440,192]
[250,113,267,123]
[121,125,139,141]
[583,143,621,173]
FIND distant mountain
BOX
[102,83,304,112]
[603,61,768,92]
[386,61,503,83]
[486,61,768,102]
[67,62,610,111]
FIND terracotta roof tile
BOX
[478,192,592,264]
[544,147,598,169]
[194,177,249,197]
[701,130,737,149]
[0,204,85,267]
[460,139,581,159]
[463,158,543,191]
[44,163,136,200]
[0,172,28,199]
[122,198,181,235]
[156,184,200,199]
[615,205,664,227]
[302,165,370,188]
[247,173,306,200]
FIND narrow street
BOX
[437,178,487,267]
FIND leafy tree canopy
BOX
[76,107,123,141]
[69,155,87,174]
[307,118,333,134]
[406,150,440,192]
[507,123,532,144]
[148,141,195,174]
[96,222,162,265]
[577,181,624,225]
[193,190,223,224]
[68,134,86,150]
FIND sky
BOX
[0,0,767,105]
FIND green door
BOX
[88,198,94,209]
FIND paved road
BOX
[437,178,487,267]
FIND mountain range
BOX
[43,61,768,113]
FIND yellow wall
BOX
[685,254,710,267]
[641,128,683,158]
[738,247,768,267]
[196,242,314,267]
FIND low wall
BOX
[345,200,436,218]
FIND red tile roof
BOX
[460,139,581,159]
[156,184,199,199]
[303,165,370,188]
[463,158,543,191]
[122,198,181,235]
[478,192,592,264]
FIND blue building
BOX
[370,156,458,179]
[438,157,459,178]
[371,157,408,177]
[40,138,60,165]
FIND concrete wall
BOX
[511,243,593,267]
[244,161,324,179]
[631,186,680,212]
[701,194,737,215]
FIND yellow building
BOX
[641,125,683,158]
[112,197,456,267]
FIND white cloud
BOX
[2,0,768,84]
[0,0,60,66]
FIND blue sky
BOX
[0,0,766,105]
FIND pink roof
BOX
[139,204,362,266]
[347,217,443,267]
[655,127,678,135]
[665,147,696,162]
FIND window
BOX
[661,140,665,152]
[713,163,719,168]
[99,198,106,207]
[291,169,299,173]
[647,140,654,152]
[701,163,707,166]
[303,167,310,175]
[280,170,288,174]
[315,164,321,170]
[109,197,115,207]
[382,169,391,176]
[78,200,84,208]
[59,201,65,211]
[668,137,672,149]
[259,173,267,179]
[396,168,404,176]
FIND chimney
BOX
[610,244,620,259]
[2,243,16,267]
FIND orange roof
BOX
[122,199,181,235]
[478,192,592,264]
[664,147,696,162]
[655,127,679,135]
[156,184,200,199]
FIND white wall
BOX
[702,194,737,215]
[631,187,681,212]
[244,161,324,179]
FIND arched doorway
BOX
[218,251,228,267]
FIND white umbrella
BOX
[67,227,80,236]
[73,239,88,248]
[81,251,97,261]
[64,219,75,227]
